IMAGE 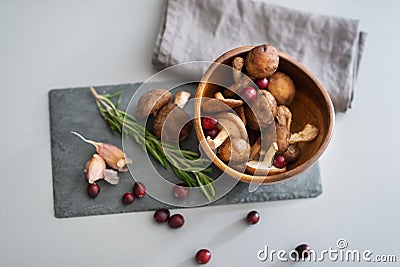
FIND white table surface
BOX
[1,0,399,266]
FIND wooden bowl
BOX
[194,46,334,184]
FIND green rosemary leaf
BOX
[194,173,214,202]
[102,91,123,99]
[171,165,196,187]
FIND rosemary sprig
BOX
[89,87,215,201]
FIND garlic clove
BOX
[97,143,126,170]
[85,154,106,184]
[71,131,132,170]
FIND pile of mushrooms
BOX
[201,44,320,176]
[136,89,192,143]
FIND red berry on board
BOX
[196,249,211,264]
[173,183,189,199]
[201,116,218,130]
[240,86,257,102]
[87,183,100,198]
[122,192,134,205]
[168,214,185,229]
[154,209,170,223]
[273,155,287,168]
[133,182,146,198]
[246,210,260,225]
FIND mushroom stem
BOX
[214,92,225,100]
[206,112,248,150]
[249,138,261,160]
[174,90,191,109]
[201,92,243,113]
[276,105,292,131]
[245,141,285,176]
[206,128,229,150]
[260,142,278,167]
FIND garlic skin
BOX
[104,169,120,185]
[85,154,106,184]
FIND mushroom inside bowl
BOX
[194,45,334,184]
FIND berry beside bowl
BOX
[194,45,334,184]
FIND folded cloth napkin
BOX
[153,0,367,112]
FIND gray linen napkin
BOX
[153,0,367,112]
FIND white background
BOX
[1,0,399,266]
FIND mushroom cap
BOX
[268,72,296,106]
[232,56,244,71]
[174,90,191,109]
[136,89,172,119]
[216,112,248,140]
[201,96,243,113]
[245,44,279,79]
[218,137,250,164]
[282,144,300,163]
[245,90,275,131]
[153,103,192,142]
[261,90,278,117]
[232,56,245,83]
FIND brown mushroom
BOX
[223,75,252,98]
[232,56,244,83]
[262,90,278,117]
[218,137,250,164]
[245,44,279,79]
[275,123,291,154]
[206,112,248,150]
[246,142,286,175]
[136,89,171,119]
[282,144,300,163]
[268,72,296,106]
[289,123,319,144]
[245,90,275,131]
[153,91,192,142]
[276,105,292,131]
[201,92,243,113]
[246,161,286,176]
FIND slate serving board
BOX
[49,83,322,218]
